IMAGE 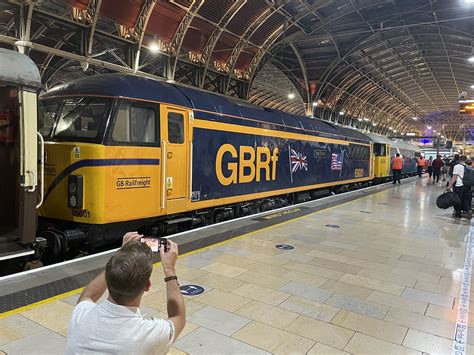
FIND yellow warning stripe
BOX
[0,185,391,319]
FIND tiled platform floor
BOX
[1,177,473,354]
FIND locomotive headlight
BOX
[68,175,83,209]
[69,182,77,194]
[69,195,77,208]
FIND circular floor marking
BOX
[180,284,205,296]
[275,244,295,250]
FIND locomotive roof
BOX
[0,48,41,89]
[42,73,371,144]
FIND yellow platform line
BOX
[0,185,391,319]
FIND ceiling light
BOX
[358,118,363,121]
[433,129,437,133]
[469,56,474,63]
[412,117,418,120]
[389,126,393,130]
[407,132,416,136]
[426,126,432,129]
[363,117,369,121]
[441,135,445,138]
[393,130,397,133]
[288,93,295,99]
[312,102,318,107]
[471,85,474,89]
[372,123,377,126]
[339,111,345,115]
[149,40,160,54]
[437,132,441,135]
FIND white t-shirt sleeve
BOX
[70,300,96,325]
[453,164,464,186]
[140,317,176,353]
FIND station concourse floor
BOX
[1,177,474,354]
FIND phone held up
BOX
[141,237,169,252]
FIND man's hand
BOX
[160,240,178,275]
[122,231,143,246]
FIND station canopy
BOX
[0,0,473,140]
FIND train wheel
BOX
[39,230,66,265]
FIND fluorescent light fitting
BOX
[471,85,474,89]
[406,132,416,136]
[433,129,437,133]
[312,102,318,107]
[339,111,345,115]
[469,56,474,63]
[288,93,295,99]
[393,130,397,133]
[426,126,432,129]
[363,117,369,121]
[372,123,377,126]
[437,132,441,135]
[358,118,363,121]
[389,126,393,130]
[412,117,418,120]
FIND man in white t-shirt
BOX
[66,232,186,354]
[448,155,472,219]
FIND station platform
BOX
[1,177,473,354]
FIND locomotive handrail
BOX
[161,139,166,209]
[189,141,193,200]
[36,131,45,209]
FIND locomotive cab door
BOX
[160,106,188,213]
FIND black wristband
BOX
[164,275,178,282]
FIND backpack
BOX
[462,165,474,186]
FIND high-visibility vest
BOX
[392,157,403,170]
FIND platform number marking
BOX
[180,284,205,296]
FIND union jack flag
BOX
[331,153,343,171]
[290,149,308,173]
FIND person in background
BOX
[447,154,460,187]
[391,153,404,184]
[447,155,472,219]
[66,232,186,354]
[432,155,444,184]
[416,156,426,177]
[441,155,449,182]
[427,156,433,180]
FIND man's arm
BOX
[77,271,107,303]
[448,174,458,190]
[160,240,186,339]
[77,232,143,304]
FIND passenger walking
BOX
[416,156,425,177]
[391,153,403,184]
[427,157,433,180]
[447,155,472,219]
[432,155,444,184]
[66,232,186,354]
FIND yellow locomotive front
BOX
[38,96,165,255]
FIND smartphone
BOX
[141,237,168,252]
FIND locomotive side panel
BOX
[190,121,372,206]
